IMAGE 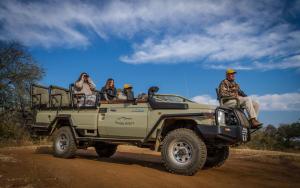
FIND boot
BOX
[250,118,263,128]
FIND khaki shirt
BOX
[218,79,240,98]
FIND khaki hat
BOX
[226,69,237,74]
[123,84,132,89]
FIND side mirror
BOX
[148,86,159,98]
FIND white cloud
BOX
[0,0,299,70]
[192,95,219,106]
[203,54,300,70]
[121,26,300,68]
[120,35,221,64]
[117,1,300,70]
[252,93,300,111]
[0,0,232,47]
[192,93,300,111]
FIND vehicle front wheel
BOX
[161,128,207,176]
[52,126,77,158]
[94,143,118,158]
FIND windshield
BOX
[152,95,193,103]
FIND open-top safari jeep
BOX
[25,84,253,175]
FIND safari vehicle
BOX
[26,84,253,175]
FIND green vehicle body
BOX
[27,84,251,175]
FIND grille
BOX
[234,109,250,128]
[224,109,239,126]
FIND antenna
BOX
[183,71,190,98]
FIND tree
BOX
[0,41,44,111]
[0,41,44,143]
[277,122,300,148]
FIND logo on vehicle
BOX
[132,108,144,112]
[115,117,135,126]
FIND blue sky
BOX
[0,0,299,125]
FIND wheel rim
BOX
[55,133,68,152]
[171,141,193,164]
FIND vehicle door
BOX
[98,101,149,138]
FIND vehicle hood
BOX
[186,102,217,111]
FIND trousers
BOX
[224,96,260,119]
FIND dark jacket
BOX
[100,87,117,101]
[123,89,134,101]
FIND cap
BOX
[226,69,236,74]
[124,84,132,89]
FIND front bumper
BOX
[197,124,249,144]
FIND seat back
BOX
[31,84,49,109]
[215,87,222,105]
[49,85,70,108]
[69,84,81,107]
[216,87,241,108]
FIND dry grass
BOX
[0,137,51,148]
[231,148,300,168]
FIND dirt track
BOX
[0,145,299,188]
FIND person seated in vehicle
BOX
[218,69,262,128]
[116,88,127,100]
[123,84,134,101]
[74,72,97,106]
[137,93,148,101]
[101,78,117,101]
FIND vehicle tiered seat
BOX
[31,84,50,109]
[49,85,71,108]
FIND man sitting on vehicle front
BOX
[218,69,262,128]
[74,72,96,106]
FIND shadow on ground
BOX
[35,146,165,172]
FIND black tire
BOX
[94,143,117,158]
[161,128,207,176]
[52,126,77,158]
[204,146,229,168]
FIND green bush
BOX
[244,121,300,151]
[0,111,32,146]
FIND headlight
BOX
[217,110,226,125]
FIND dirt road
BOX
[0,145,299,188]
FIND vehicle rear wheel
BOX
[161,128,207,176]
[52,126,77,158]
[204,146,229,168]
[94,143,118,158]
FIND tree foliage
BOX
[245,121,300,151]
[0,41,44,111]
[0,41,44,144]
